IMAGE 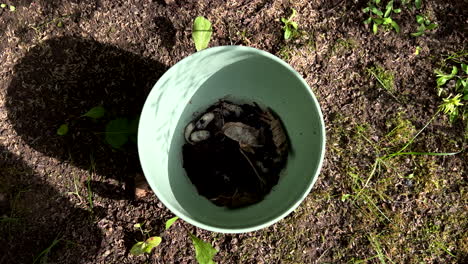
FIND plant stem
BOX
[239,148,265,186]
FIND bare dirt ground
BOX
[1,0,467,263]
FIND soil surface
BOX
[0,0,467,263]
[183,101,288,208]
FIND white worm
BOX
[184,122,195,143]
[195,112,215,129]
[190,130,211,142]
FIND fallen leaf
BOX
[222,122,263,147]
[135,174,150,199]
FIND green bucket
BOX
[138,46,325,233]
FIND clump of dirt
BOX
[182,100,289,208]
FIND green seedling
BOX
[363,0,401,34]
[57,123,69,136]
[190,233,218,264]
[402,0,422,9]
[367,65,400,102]
[439,94,464,123]
[415,0,422,8]
[104,117,138,149]
[33,236,62,264]
[82,106,105,119]
[192,16,212,51]
[130,222,162,255]
[435,55,468,123]
[414,46,421,55]
[130,217,218,264]
[165,216,179,230]
[1,3,15,11]
[281,8,299,40]
[57,105,138,149]
[411,14,437,37]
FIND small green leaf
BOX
[384,0,393,17]
[426,23,437,30]
[130,242,147,255]
[414,46,421,55]
[371,7,383,17]
[416,15,424,24]
[461,79,467,90]
[455,79,463,91]
[449,108,459,123]
[363,17,372,24]
[411,31,424,37]
[280,17,288,23]
[375,0,381,4]
[57,124,69,136]
[341,194,351,202]
[437,77,450,86]
[451,66,458,76]
[57,20,63,27]
[373,23,378,34]
[165,216,179,230]
[9,5,15,11]
[0,4,6,8]
[134,223,142,229]
[374,18,384,25]
[190,233,217,264]
[383,17,393,25]
[393,8,401,13]
[415,0,422,9]
[362,7,370,13]
[290,21,298,29]
[290,8,297,19]
[82,106,105,119]
[461,63,468,74]
[192,16,212,51]
[105,118,129,149]
[144,236,162,253]
[284,28,291,40]
[391,21,400,33]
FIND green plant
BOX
[0,3,15,11]
[363,0,401,34]
[192,16,212,51]
[130,222,162,255]
[411,14,437,37]
[130,216,217,264]
[190,233,218,264]
[33,236,62,264]
[343,110,463,222]
[435,54,468,123]
[57,106,138,149]
[402,0,422,9]
[414,46,422,55]
[281,8,299,40]
[439,94,463,120]
[104,117,138,149]
[367,65,400,101]
[56,124,69,136]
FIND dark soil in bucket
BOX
[182,101,289,208]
